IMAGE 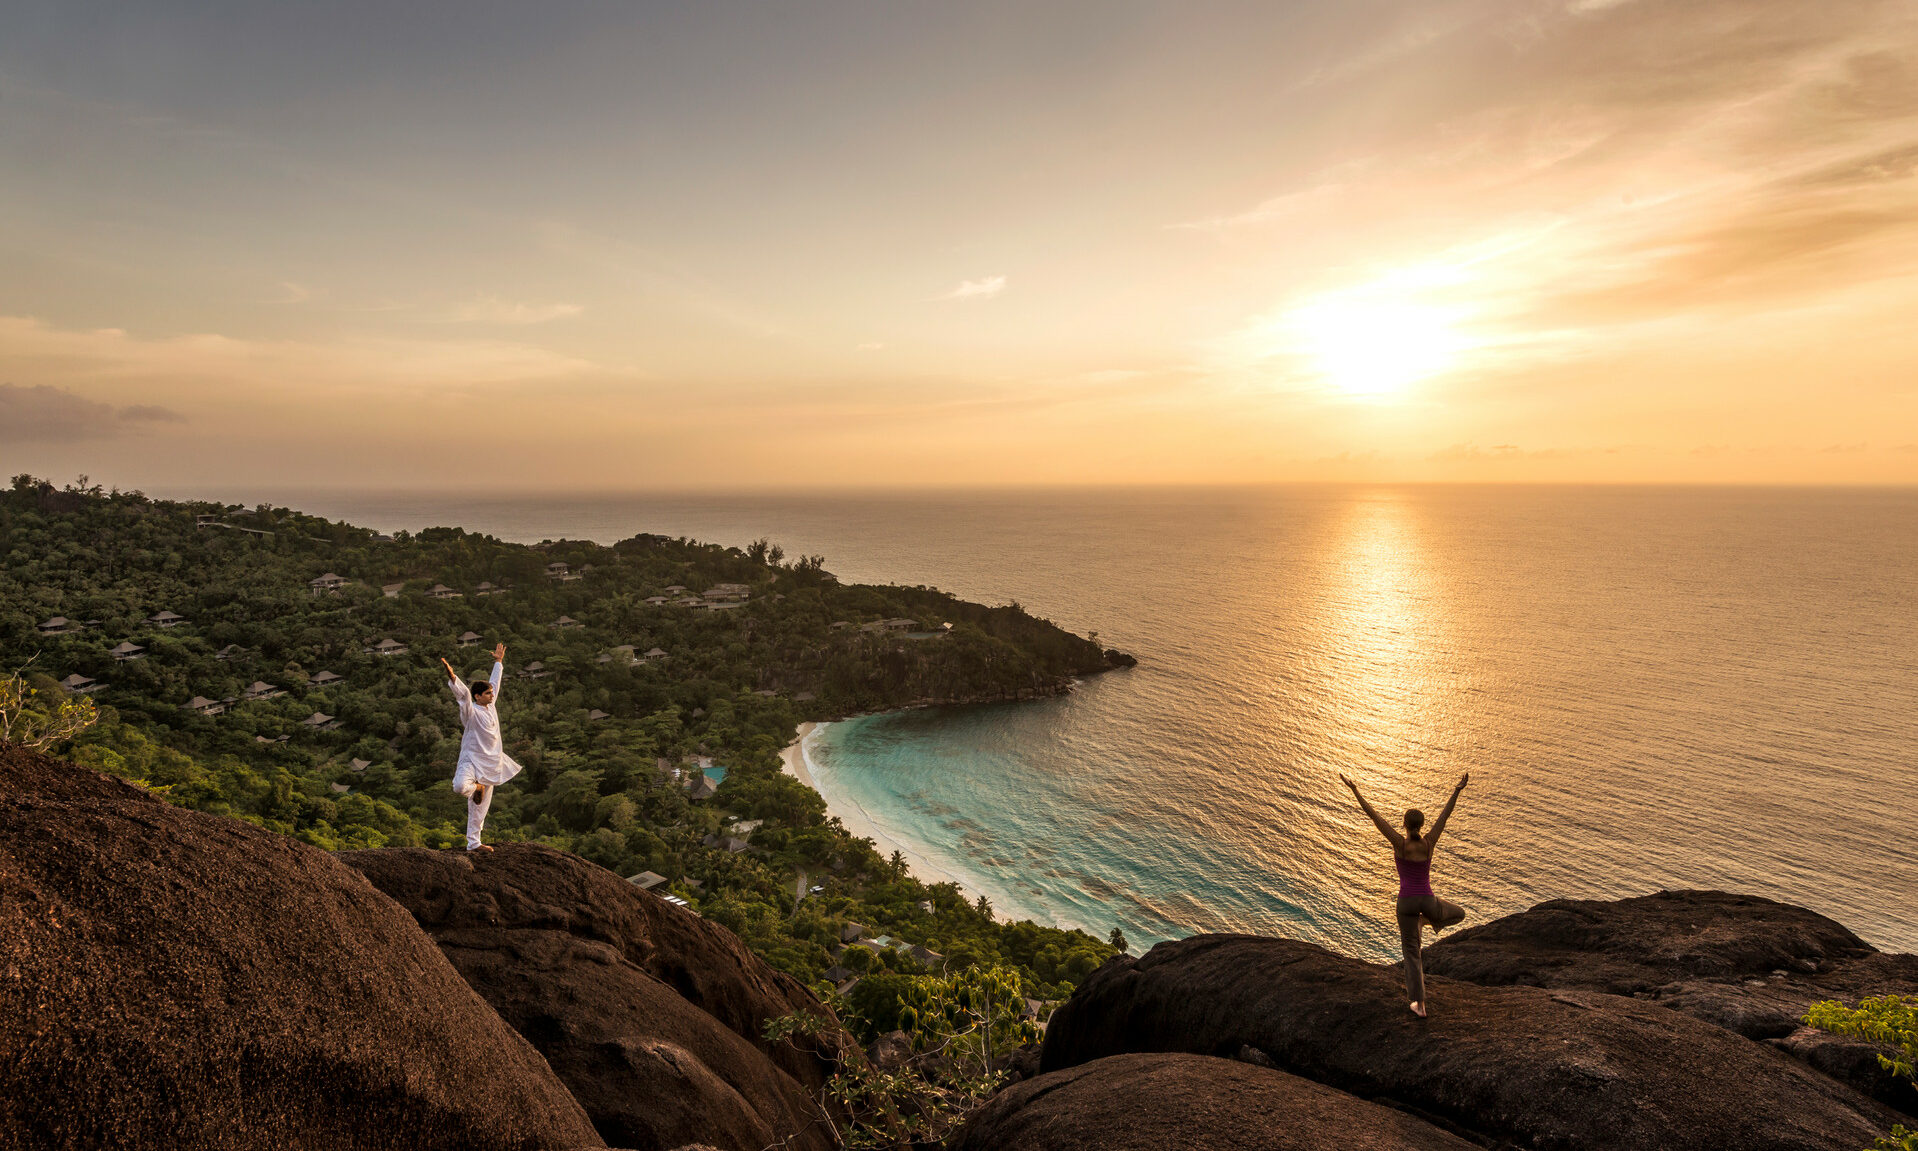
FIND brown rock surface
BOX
[1423,890,1918,1112]
[0,745,603,1151]
[950,1052,1479,1151]
[344,845,848,1151]
[1040,933,1902,1151]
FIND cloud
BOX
[942,276,1007,301]
[448,296,584,325]
[117,404,187,423]
[1427,442,1638,462]
[0,314,599,391]
[0,383,185,443]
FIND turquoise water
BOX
[231,485,1918,957]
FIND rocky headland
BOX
[4,742,1913,1151]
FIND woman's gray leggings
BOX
[1396,895,1466,1005]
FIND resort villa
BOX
[309,573,350,596]
[110,642,145,661]
[147,611,187,628]
[59,673,102,695]
[37,617,79,636]
[364,638,409,656]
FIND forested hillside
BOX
[1,474,1129,1004]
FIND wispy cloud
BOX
[941,276,1007,302]
[449,296,584,325]
[0,315,600,392]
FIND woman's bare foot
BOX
[1409,1000,1428,1018]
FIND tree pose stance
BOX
[1340,772,1470,1018]
[441,643,522,852]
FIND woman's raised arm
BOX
[1425,774,1470,847]
[1340,773,1406,850]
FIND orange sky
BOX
[2,0,1914,489]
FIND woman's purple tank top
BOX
[1396,855,1434,898]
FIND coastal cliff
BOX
[6,742,1913,1150]
[0,743,603,1151]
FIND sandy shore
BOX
[780,720,971,893]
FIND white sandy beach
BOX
[780,720,972,894]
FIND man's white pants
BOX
[465,784,492,850]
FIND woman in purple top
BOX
[1340,772,1470,1018]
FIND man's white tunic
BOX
[451,661,522,795]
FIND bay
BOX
[224,484,1918,957]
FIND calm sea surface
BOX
[225,486,1918,956]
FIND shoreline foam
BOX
[780,720,972,895]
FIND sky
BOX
[2,0,1915,490]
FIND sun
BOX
[1286,295,1469,400]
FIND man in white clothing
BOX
[441,642,522,852]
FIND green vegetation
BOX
[1,474,1127,1012]
[768,964,1041,1147]
[1805,995,1918,1151]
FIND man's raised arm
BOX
[441,657,470,703]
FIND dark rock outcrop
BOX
[1424,890,1918,1112]
[951,1051,1478,1151]
[0,746,603,1151]
[1041,933,1901,1151]
[344,846,849,1151]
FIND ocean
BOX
[232,485,1918,957]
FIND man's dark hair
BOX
[470,679,494,698]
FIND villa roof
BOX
[60,674,95,689]
[626,871,668,890]
[148,611,186,622]
[458,631,483,641]
[587,709,610,721]
[644,647,667,658]
[186,696,220,710]
[349,758,372,771]
[110,642,144,655]
[310,671,343,684]
[301,711,335,726]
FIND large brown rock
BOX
[344,846,849,1151]
[0,746,603,1151]
[1040,933,1902,1151]
[950,1052,1480,1151]
[1424,890,1918,1112]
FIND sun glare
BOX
[1288,295,1469,400]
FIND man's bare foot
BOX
[467,844,494,853]
[1409,1001,1428,1018]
